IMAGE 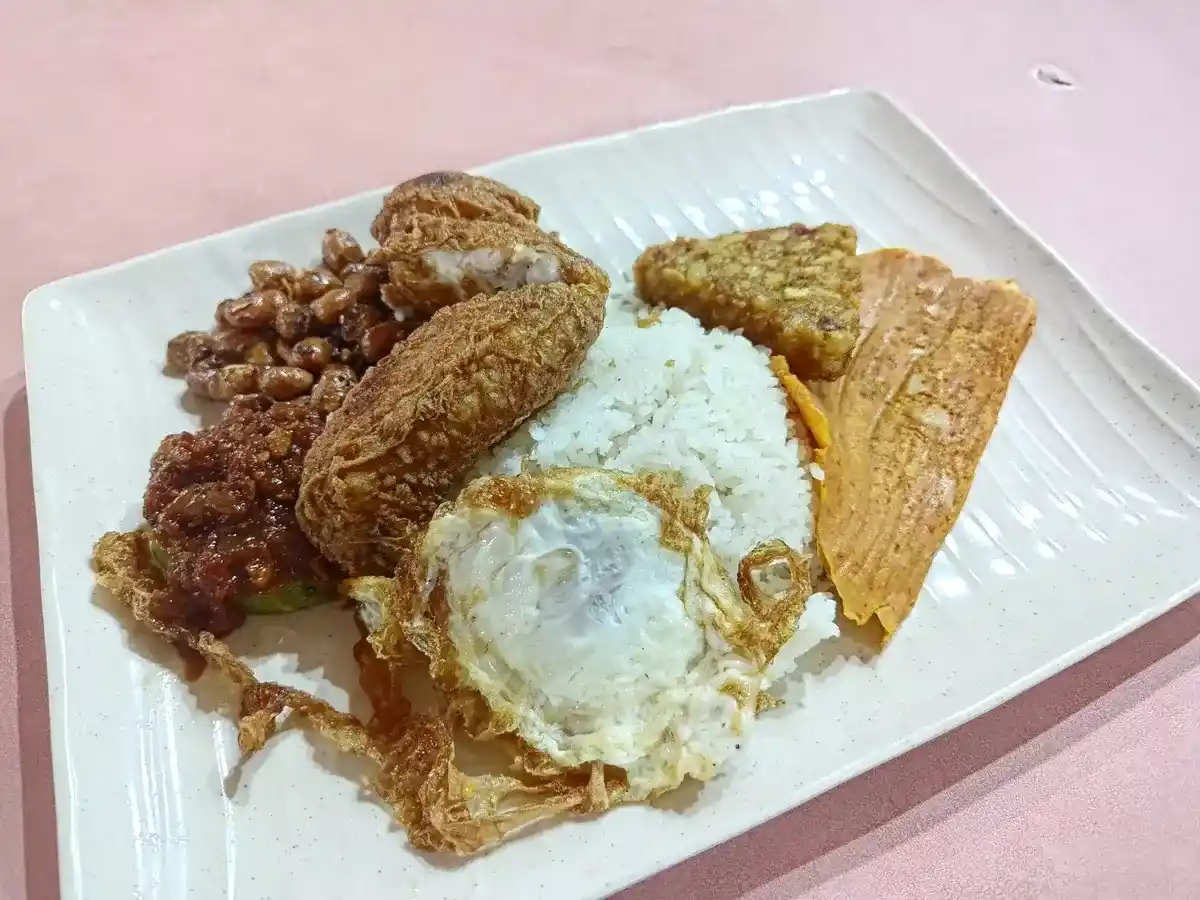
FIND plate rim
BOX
[26,86,1200,414]
[20,87,1200,900]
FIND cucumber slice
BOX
[241,581,330,615]
[145,532,172,574]
[143,531,330,615]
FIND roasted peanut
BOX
[216,363,260,399]
[184,359,218,395]
[228,393,272,415]
[321,229,365,274]
[165,331,215,375]
[218,290,279,330]
[275,338,299,368]
[290,267,342,303]
[311,364,359,416]
[243,341,279,366]
[312,287,356,325]
[259,288,287,313]
[249,260,296,290]
[333,345,366,371]
[274,301,313,341]
[186,363,259,401]
[339,303,384,344]
[258,366,314,401]
[290,337,334,373]
[342,263,386,304]
[213,329,265,362]
[360,321,405,362]
[343,260,387,279]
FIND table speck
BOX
[1034,64,1076,89]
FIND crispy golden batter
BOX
[297,282,607,575]
[92,529,319,742]
[370,172,540,244]
[368,213,610,315]
[815,249,1036,639]
[633,224,861,381]
[94,529,611,855]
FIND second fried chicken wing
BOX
[296,281,607,575]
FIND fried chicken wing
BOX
[633,223,861,381]
[297,281,607,575]
[370,172,540,245]
[368,213,610,315]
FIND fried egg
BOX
[387,468,771,800]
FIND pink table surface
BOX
[2,2,1198,898]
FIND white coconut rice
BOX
[473,290,840,666]
[477,293,812,568]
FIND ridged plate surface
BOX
[23,90,1200,900]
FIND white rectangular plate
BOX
[23,90,1200,900]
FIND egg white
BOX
[421,471,760,798]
